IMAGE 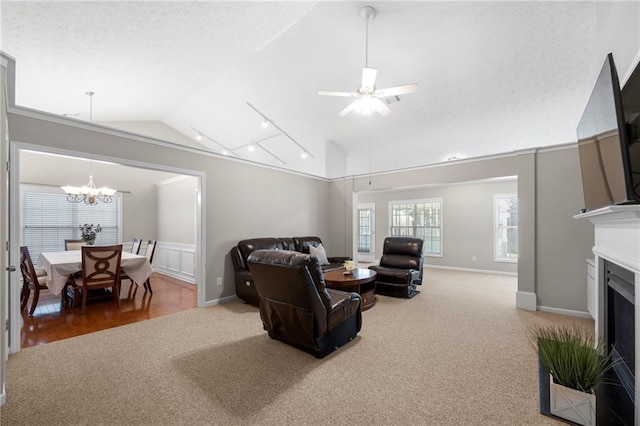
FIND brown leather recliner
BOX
[369,237,424,298]
[248,249,362,358]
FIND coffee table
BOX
[324,268,377,311]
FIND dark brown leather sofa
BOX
[368,237,424,298]
[231,236,349,305]
[247,249,362,358]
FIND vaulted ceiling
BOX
[1,1,600,178]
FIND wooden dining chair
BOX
[119,238,143,290]
[19,246,49,316]
[142,240,157,294]
[65,239,87,251]
[69,245,123,314]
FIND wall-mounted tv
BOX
[577,53,640,212]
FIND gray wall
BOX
[8,112,331,303]
[156,176,198,244]
[535,147,594,312]
[329,148,595,313]
[358,179,518,274]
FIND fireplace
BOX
[579,205,640,425]
[597,260,635,425]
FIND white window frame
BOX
[388,198,443,257]
[494,193,518,263]
[356,203,375,262]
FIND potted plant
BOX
[79,223,101,245]
[529,324,611,426]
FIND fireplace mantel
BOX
[576,204,640,424]
[576,205,640,276]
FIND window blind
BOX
[22,190,120,262]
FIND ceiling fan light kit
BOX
[319,6,418,117]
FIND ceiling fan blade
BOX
[361,67,377,92]
[374,83,419,97]
[372,98,392,117]
[318,90,359,98]
[338,101,358,117]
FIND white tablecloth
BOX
[37,250,153,295]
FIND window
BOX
[494,194,518,262]
[389,198,442,256]
[22,186,121,262]
[357,206,373,254]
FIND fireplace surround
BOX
[579,205,640,424]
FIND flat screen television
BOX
[577,53,640,212]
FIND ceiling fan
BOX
[319,6,418,117]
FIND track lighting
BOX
[246,102,315,160]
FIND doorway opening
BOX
[9,143,206,352]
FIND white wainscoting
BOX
[126,241,195,284]
[154,242,196,283]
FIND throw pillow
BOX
[309,243,329,266]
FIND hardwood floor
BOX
[20,273,197,349]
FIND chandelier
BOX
[62,173,116,205]
[60,91,116,205]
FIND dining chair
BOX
[119,238,143,290]
[142,240,157,294]
[65,239,87,251]
[19,246,49,316]
[69,245,123,314]
[131,238,142,255]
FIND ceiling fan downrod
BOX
[361,6,375,69]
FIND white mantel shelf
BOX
[574,204,640,223]
[575,205,640,275]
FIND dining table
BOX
[37,250,153,296]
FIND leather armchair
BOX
[231,236,349,306]
[231,238,285,306]
[248,249,362,358]
[369,237,424,298]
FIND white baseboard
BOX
[204,294,238,307]
[538,305,592,319]
[516,291,537,311]
[425,264,517,276]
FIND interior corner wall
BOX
[535,147,594,313]
[6,112,331,303]
[156,177,198,244]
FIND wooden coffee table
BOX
[324,268,377,311]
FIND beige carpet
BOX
[1,269,591,425]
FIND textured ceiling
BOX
[1,1,599,177]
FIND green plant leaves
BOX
[529,325,611,393]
